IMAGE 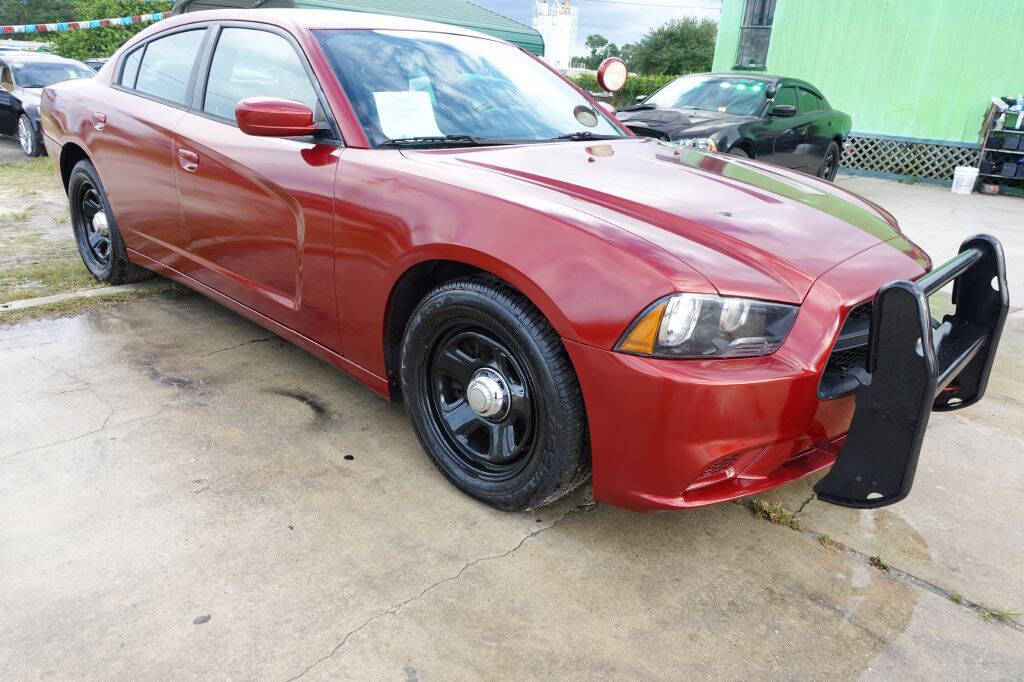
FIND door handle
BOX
[177,148,199,172]
[91,112,106,130]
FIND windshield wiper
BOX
[618,102,657,112]
[549,132,623,141]
[378,134,491,148]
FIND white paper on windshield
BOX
[373,90,443,139]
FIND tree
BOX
[47,0,174,59]
[584,34,608,53]
[630,17,718,76]
[0,0,74,25]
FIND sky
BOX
[473,0,722,56]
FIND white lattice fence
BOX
[840,135,980,181]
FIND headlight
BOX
[675,137,717,152]
[616,294,798,358]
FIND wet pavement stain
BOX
[266,388,336,430]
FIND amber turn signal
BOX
[618,301,667,354]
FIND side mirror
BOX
[635,95,647,104]
[235,97,317,137]
[770,104,797,118]
[597,57,628,93]
[596,101,617,117]
[765,83,777,99]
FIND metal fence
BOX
[839,134,980,182]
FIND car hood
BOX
[617,107,755,139]
[15,87,42,111]
[401,137,926,303]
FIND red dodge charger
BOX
[41,10,1007,511]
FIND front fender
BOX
[332,149,714,379]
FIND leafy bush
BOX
[46,0,173,60]
[568,72,676,108]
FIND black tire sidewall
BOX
[729,145,751,158]
[400,283,580,509]
[69,160,115,281]
[821,142,840,181]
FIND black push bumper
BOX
[814,234,1009,509]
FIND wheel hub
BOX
[91,211,110,237]
[465,368,509,419]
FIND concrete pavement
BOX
[2,173,1023,678]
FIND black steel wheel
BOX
[428,325,536,481]
[819,141,840,182]
[400,276,590,510]
[69,160,152,284]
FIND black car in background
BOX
[0,52,93,157]
[617,73,852,181]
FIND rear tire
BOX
[400,276,590,511]
[818,141,840,181]
[69,160,152,284]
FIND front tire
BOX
[728,145,751,158]
[69,160,152,284]
[18,115,41,157]
[400,276,590,511]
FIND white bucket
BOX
[951,166,979,194]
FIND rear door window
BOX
[134,30,206,105]
[202,28,320,121]
[120,47,143,89]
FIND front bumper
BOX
[566,235,1007,511]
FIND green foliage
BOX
[630,17,717,76]
[572,33,622,71]
[568,72,676,108]
[0,0,74,25]
[45,0,174,60]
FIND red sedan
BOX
[40,10,1008,511]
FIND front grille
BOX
[824,343,868,377]
[819,300,872,399]
[695,453,741,481]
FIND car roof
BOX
[0,52,86,66]
[680,72,822,93]
[156,8,500,41]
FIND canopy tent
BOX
[171,0,545,55]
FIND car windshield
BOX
[314,29,624,147]
[644,75,769,116]
[14,62,93,88]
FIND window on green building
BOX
[736,0,776,70]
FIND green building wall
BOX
[713,0,1024,144]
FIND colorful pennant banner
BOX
[1,12,169,35]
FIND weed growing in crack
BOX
[951,592,964,605]
[869,555,890,571]
[750,499,802,530]
[981,607,1022,625]
[817,534,845,554]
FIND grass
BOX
[817,534,846,554]
[981,607,1023,626]
[4,209,30,221]
[750,499,802,531]
[0,282,182,326]
[0,257,100,304]
[869,555,890,571]
[0,156,58,189]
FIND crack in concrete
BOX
[1,410,167,462]
[199,336,278,357]
[740,498,1024,634]
[283,500,599,681]
[795,493,816,514]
